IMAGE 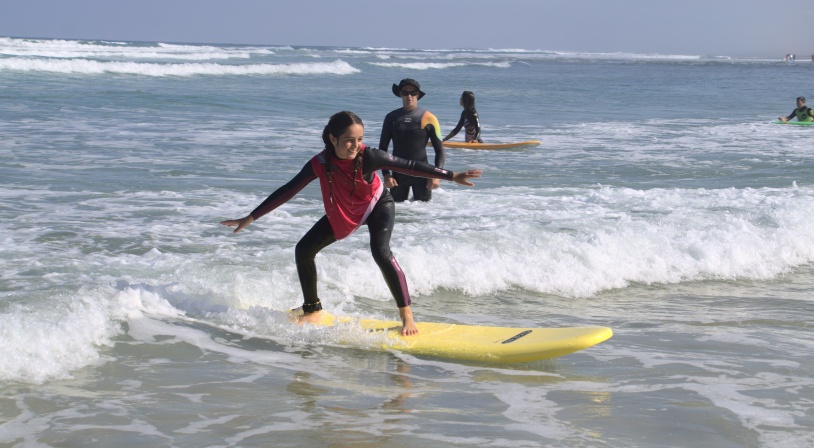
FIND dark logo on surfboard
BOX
[502,330,532,344]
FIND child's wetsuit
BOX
[250,146,453,309]
[446,107,482,143]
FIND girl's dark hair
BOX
[321,111,365,207]
[322,111,364,151]
[461,91,476,110]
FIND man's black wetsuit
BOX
[379,106,445,202]
[249,146,453,309]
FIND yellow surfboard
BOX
[442,140,541,150]
[311,313,612,363]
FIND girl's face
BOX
[330,123,364,159]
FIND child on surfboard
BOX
[221,111,482,336]
[443,90,483,143]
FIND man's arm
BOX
[379,115,394,177]
[422,111,445,168]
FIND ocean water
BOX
[1,36,813,447]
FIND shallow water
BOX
[1,37,813,446]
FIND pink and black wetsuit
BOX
[249,145,453,309]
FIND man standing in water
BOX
[379,78,446,202]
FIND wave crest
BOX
[0,58,360,77]
[369,61,511,70]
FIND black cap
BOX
[392,78,425,99]
[797,96,806,103]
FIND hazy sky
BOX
[2,0,812,57]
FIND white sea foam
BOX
[0,58,359,76]
[549,51,703,61]
[356,45,706,62]
[0,290,120,384]
[0,37,272,60]
[369,61,511,70]
[375,186,813,299]
[0,284,307,384]
[334,48,373,55]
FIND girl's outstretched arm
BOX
[220,215,255,234]
[220,160,317,233]
[452,169,482,186]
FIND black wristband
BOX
[302,300,322,314]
